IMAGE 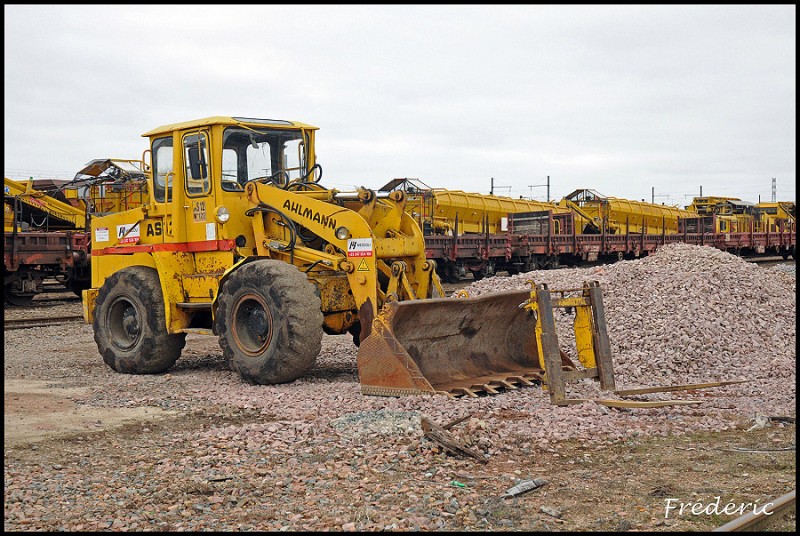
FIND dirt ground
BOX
[3,287,796,532]
[4,380,796,531]
[4,379,177,447]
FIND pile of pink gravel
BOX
[192,244,794,448]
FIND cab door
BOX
[181,131,217,246]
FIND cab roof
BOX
[141,116,318,137]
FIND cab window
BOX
[184,132,211,197]
[221,126,308,190]
[152,136,173,203]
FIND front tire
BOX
[93,266,186,374]
[215,260,323,384]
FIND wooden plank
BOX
[421,417,487,463]
[615,380,747,396]
[561,368,599,382]
[442,414,472,430]
[588,283,616,391]
[536,287,566,403]
[561,398,703,408]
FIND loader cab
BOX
[145,116,318,248]
[220,122,314,190]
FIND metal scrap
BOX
[501,478,548,499]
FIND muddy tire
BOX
[215,260,323,384]
[93,266,186,374]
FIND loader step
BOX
[176,302,212,310]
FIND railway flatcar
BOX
[401,183,794,281]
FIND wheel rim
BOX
[232,294,274,356]
[107,297,142,351]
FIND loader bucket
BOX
[357,280,740,408]
[357,289,549,397]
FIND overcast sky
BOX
[4,4,796,206]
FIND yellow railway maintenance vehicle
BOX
[4,176,88,231]
[378,178,570,235]
[82,116,728,404]
[685,196,742,215]
[559,188,695,235]
[755,201,795,233]
[67,158,150,215]
[686,196,759,233]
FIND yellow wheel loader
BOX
[82,117,738,405]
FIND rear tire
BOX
[215,260,323,384]
[93,266,186,374]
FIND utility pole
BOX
[527,177,551,201]
[771,177,776,202]
[651,187,655,204]
[546,175,550,202]
[490,177,494,196]
[700,185,702,197]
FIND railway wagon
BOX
[3,160,147,305]
[424,208,796,282]
[678,215,796,259]
[4,228,90,305]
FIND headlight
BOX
[215,206,231,223]
[335,226,350,240]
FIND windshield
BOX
[221,127,308,191]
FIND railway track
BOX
[713,489,796,531]
[4,314,85,331]
[745,255,796,266]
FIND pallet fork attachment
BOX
[519,281,744,407]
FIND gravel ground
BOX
[3,245,796,531]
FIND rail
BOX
[712,489,796,532]
[4,314,85,330]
